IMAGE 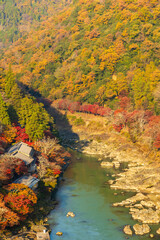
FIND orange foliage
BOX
[4,184,37,217]
[0,196,19,230]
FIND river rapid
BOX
[48,151,156,240]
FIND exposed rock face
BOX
[113,193,147,207]
[133,224,151,235]
[123,225,133,235]
[108,180,114,185]
[130,208,160,224]
[113,161,120,169]
[156,228,160,234]
[113,193,160,224]
[140,200,155,208]
[66,211,75,217]
[100,160,120,169]
[134,203,143,209]
[101,161,113,168]
[110,164,160,193]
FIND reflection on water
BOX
[48,151,159,240]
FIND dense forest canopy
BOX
[0,66,54,140]
[0,0,160,113]
[0,0,63,46]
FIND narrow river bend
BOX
[48,151,154,240]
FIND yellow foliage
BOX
[129,43,139,51]
[3,126,16,143]
[99,47,119,72]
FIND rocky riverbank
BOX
[66,138,160,236]
[54,110,160,237]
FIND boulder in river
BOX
[108,180,114,185]
[123,225,133,235]
[130,208,160,224]
[133,224,151,235]
[150,233,154,238]
[156,228,160,234]
[66,211,75,217]
[100,161,114,168]
[112,193,147,207]
[56,232,63,236]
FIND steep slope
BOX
[0,67,55,141]
[1,0,160,112]
[0,0,67,47]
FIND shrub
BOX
[74,117,85,126]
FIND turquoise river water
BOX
[48,151,159,240]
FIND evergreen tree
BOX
[0,93,11,125]
[8,104,19,124]
[18,97,34,127]
[5,66,16,98]
[18,97,51,140]
[11,83,22,110]
[25,103,51,140]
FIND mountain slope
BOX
[1,0,160,112]
[0,0,67,46]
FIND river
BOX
[48,151,157,239]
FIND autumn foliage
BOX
[0,156,28,184]
[14,126,29,143]
[1,0,160,147]
[4,184,37,218]
[0,194,20,230]
[57,99,112,117]
[35,137,70,191]
[0,184,37,230]
[1,0,160,114]
[55,98,160,150]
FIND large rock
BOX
[133,224,151,235]
[100,161,113,168]
[123,225,132,235]
[150,233,154,238]
[156,228,160,234]
[56,232,63,236]
[130,208,160,224]
[113,193,147,207]
[140,200,155,208]
[113,161,120,169]
[108,180,114,185]
[134,203,143,209]
[66,211,75,217]
[110,161,160,193]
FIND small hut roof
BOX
[13,175,39,189]
[37,232,50,240]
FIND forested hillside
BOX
[0,67,70,233]
[0,66,55,141]
[0,0,65,47]
[1,0,160,113]
[1,0,160,234]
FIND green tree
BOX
[18,97,51,140]
[18,97,34,127]
[25,103,51,141]
[11,83,22,109]
[0,93,11,125]
[5,66,16,98]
